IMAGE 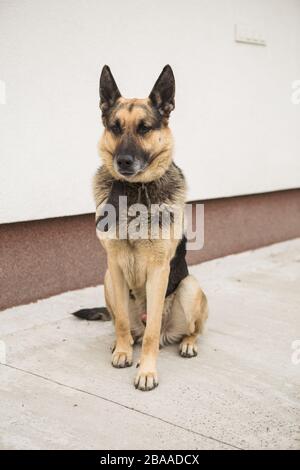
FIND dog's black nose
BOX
[116,154,134,174]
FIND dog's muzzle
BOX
[115,154,144,176]
[116,154,135,175]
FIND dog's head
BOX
[98,65,175,182]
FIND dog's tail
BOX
[71,307,111,321]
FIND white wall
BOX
[1,0,300,223]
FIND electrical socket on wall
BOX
[235,24,266,46]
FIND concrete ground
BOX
[0,239,300,450]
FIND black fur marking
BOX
[72,307,111,321]
[116,135,150,166]
[129,289,136,300]
[96,180,125,231]
[166,235,189,297]
[151,108,163,129]
[99,66,121,119]
[120,164,182,205]
[95,163,184,232]
[149,65,175,117]
[96,180,176,232]
[107,102,162,131]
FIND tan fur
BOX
[95,94,208,390]
[99,98,173,183]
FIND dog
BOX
[73,65,208,391]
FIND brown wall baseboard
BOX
[0,189,299,311]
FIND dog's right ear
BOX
[99,65,121,116]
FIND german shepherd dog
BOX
[73,65,208,391]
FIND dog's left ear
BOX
[99,65,121,116]
[149,65,175,117]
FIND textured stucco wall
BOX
[1,0,300,224]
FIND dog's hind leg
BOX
[169,275,208,358]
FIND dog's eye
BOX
[110,121,122,135]
[137,122,152,135]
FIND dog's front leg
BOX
[108,257,133,368]
[134,263,170,391]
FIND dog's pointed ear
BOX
[99,65,121,115]
[149,65,175,117]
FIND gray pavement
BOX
[0,239,300,450]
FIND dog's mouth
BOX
[118,169,136,176]
[113,157,147,178]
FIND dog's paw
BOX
[111,349,133,368]
[134,369,159,391]
[179,340,198,358]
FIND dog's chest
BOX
[106,238,173,290]
[111,240,150,289]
